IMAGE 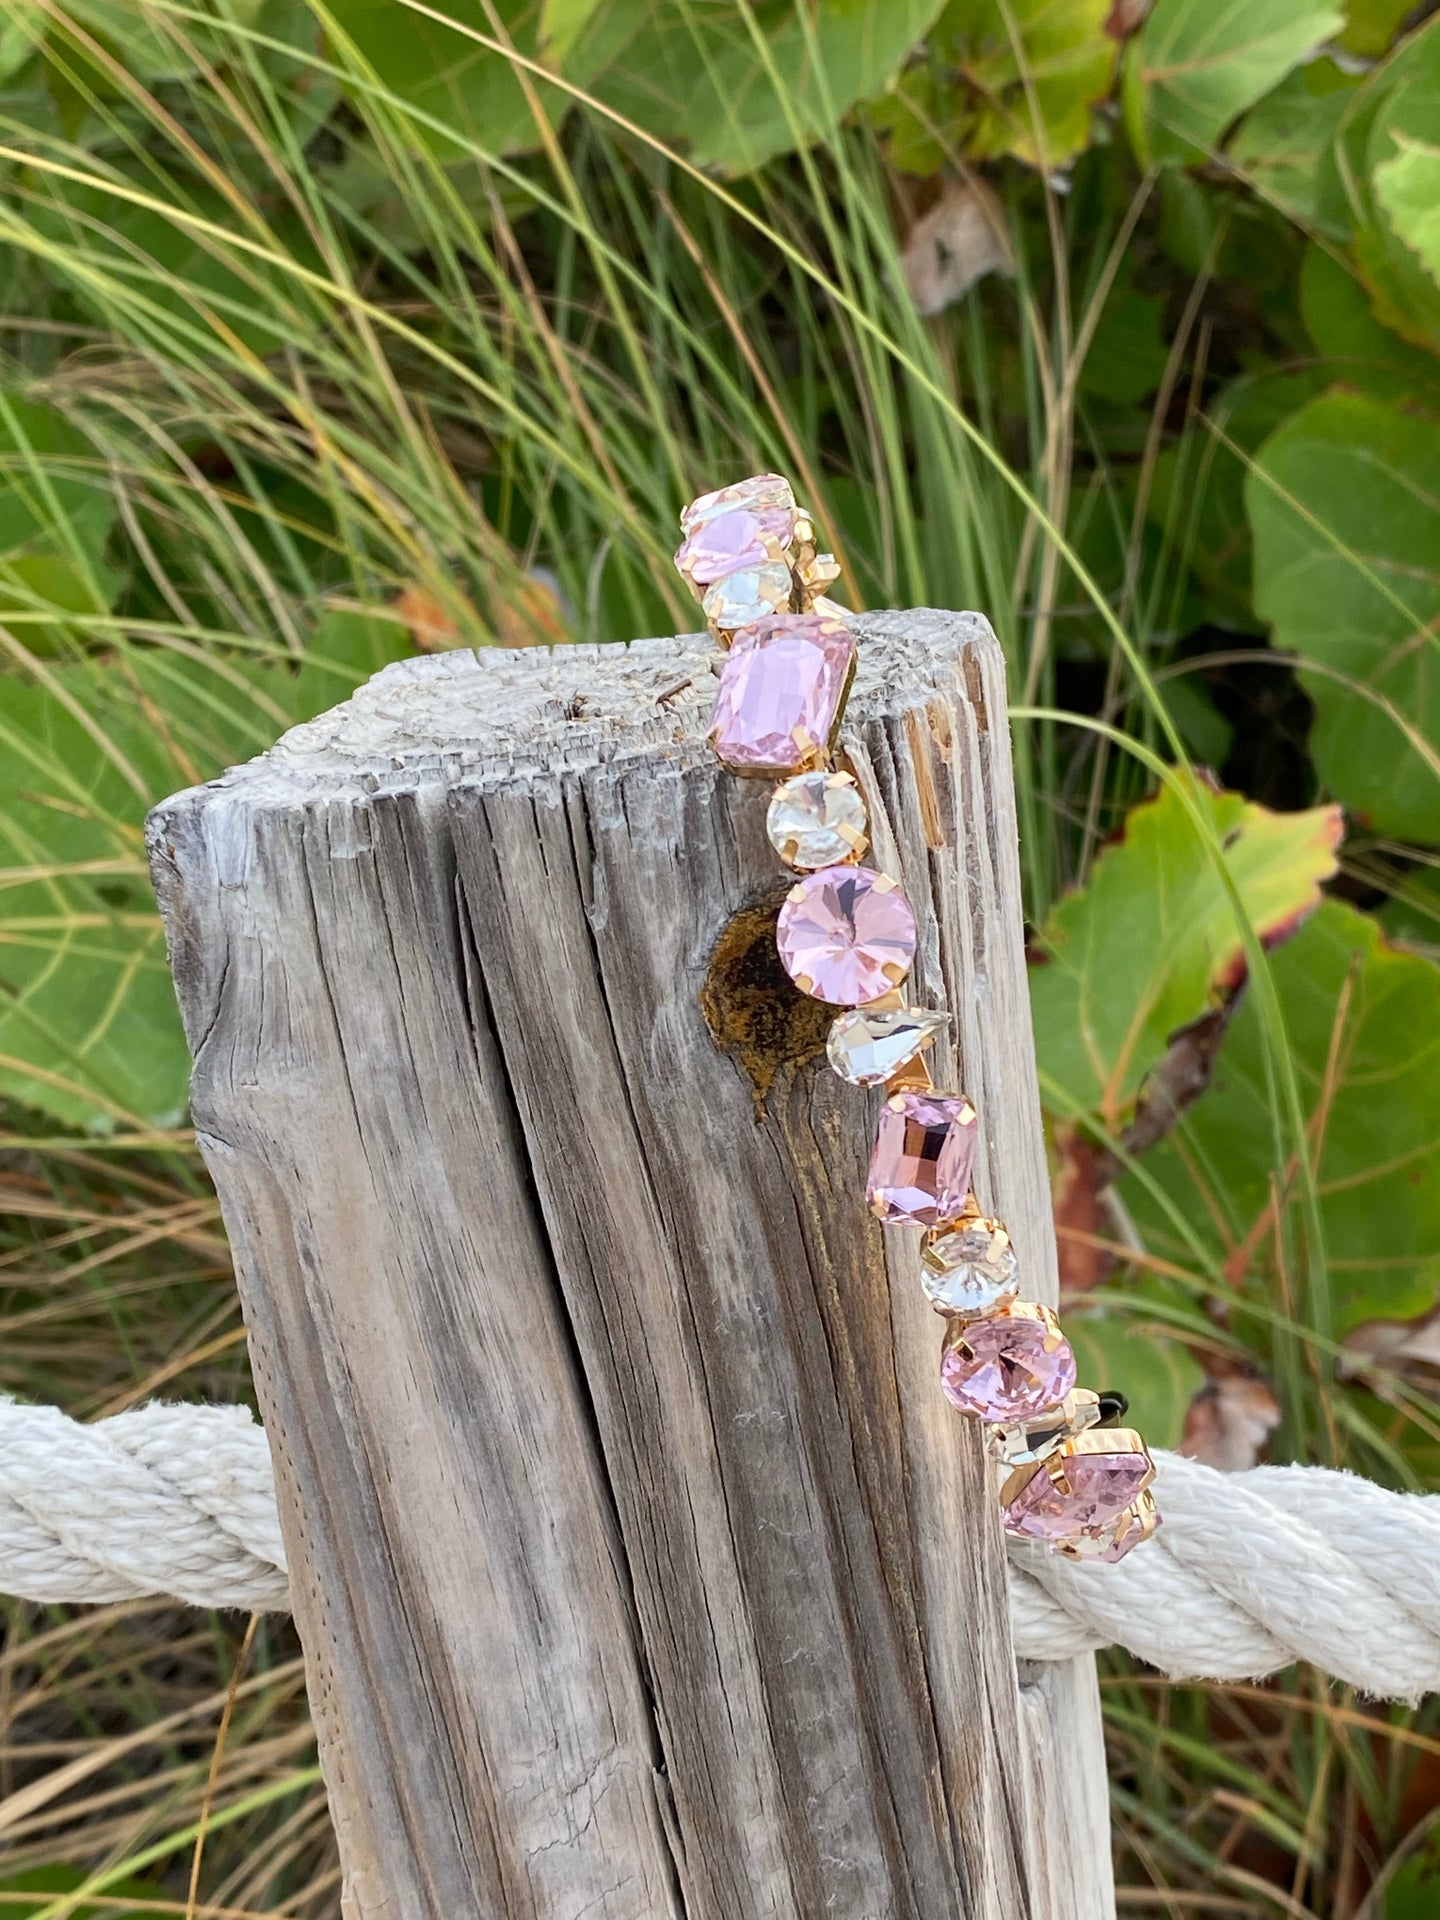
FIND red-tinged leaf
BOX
[1124,900,1440,1334]
[1030,774,1343,1132]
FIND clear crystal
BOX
[767,770,869,869]
[987,1389,1102,1467]
[919,1218,1020,1316]
[827,1005,946,1086]
[702,561,792,632]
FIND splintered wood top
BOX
[189,610,997,800]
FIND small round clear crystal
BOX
[919,1219,1021,1317]
[701,561,792,631]
[826,1005,946,1086]
[767,770,869,869]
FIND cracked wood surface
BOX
[148,611,1115,1920]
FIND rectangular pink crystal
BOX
[866,1092,978,1228]
[708,612,854,775]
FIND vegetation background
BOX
[1,0,1439,1913]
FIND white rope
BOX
[3,1399,1437,1700]
[0,1400,287,1611]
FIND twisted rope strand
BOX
[2,1399,1436,1699]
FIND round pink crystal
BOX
[940,1315,1076,1421]
[776,867,916,1005]
[675,506,792,584]
[1002,1451,1152,1541]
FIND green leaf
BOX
[1226,59,1357,232]
[1334,17,1440,351]
[326,0,558,159]
[587,0,949,176]
[1163,677,1234,769]
[0,550,123,654]
[935,0,1117,169]
[1066,1309,1205,1450]
[1385,1840,1440,1920]
[0,394,114,558]
[52,0,271,81]
[1378,863,1440,955]
[1122,900,1440,1334]
[1153,167,1308,291]
[1337,0,1413,61]
[1077,284,1168,406]
[1299,244,1440,407]
[0,1865,172,1918]
[0,611,412,1128]
[538,0,606,61]
[1148,361,1331,630]
[1248,388,1440,844]
[0,0,42,82]
[1029,775,1342,1132]
[1372,131,1440,291]
[1128,0,1345,166]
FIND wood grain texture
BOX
[148,611,1116,1920]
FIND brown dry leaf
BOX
[1052,1006,1232,1292]
[1053,1125,1117,1291]
[1124,1004,1232,1157]
[391,584,461,651]
[901,179,1012,317]
[493,568,572,649]
[1338,1310,1440,1393]
[1181,1374,1282,1471]
[1104,0,1152,38]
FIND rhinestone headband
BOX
[675,474,1159,1564]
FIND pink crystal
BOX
[681,472,793,532]
[866,1091,976,1225]
[777,868,917,1006]
[1096,1505,1161,1562]
[675,506,793,584]
[709,613,855,774]
[939,1315,1076,1421]
[1002,1451,1153,1542]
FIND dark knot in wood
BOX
[699,893,832,1116]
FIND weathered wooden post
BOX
[148,611,1114,1920]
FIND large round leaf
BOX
[1248,388,1440,843]
[324,0,559,158]
[938,0,1117,170]
[1126,0,1343,166]
[1029,776,1341,1133]
[584,0,950,176]
[1123,900,1440,1335]
[1332,16,1440,351]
